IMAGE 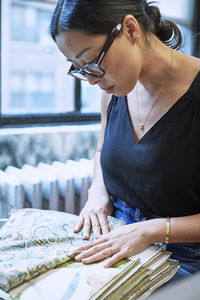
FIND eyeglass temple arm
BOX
[96,24,122,65]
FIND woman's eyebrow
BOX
[67,47,92,62]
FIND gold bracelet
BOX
[165,216,170,244]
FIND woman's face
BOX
[55,27,143,97]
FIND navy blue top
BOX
[101,72,200,217]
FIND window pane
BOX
[81,82,101,113]
[158,0,195,23]
[158,0,194,55]
[2,0,74,115]
[179,25,193,55]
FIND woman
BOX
[50,0,200,282]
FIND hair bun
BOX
[145,2,182,49]
[156,19,173,42]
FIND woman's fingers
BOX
[73,215,84,233]
[103,251,126,268]
[98,213,110,235]
[76,244,126,268]
[73,211,110,238]
[73,236,108,254]
[74,214,94,239]
[90,214,101,238]
[75,241,111,262]
[82,247,113,264]
[82,216,91,240]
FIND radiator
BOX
[0,159,93,219]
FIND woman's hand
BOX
[74,188,113,240]
[73,220,152,267]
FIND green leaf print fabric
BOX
[0,208,125,292]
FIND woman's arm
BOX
[74,213,200,267]
[147,213,200,244]
[74,92,113,239]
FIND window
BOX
[0,0,199,126]
[9,72,55,113]
[1,0,101,126]
[158,0,196,56]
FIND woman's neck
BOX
[138,34,176,97]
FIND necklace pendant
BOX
[139,123,144,130]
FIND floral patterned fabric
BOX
[0,208,125,292]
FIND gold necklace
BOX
[136,49,173,130]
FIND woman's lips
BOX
[102,86,114,94]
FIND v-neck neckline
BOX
[124,71,200,144]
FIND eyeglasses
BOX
[67,23,122,81]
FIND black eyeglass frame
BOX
[67,23,122,81]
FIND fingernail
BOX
[70,251,82,259]
[74,255,82,262]
[74,251,83,254]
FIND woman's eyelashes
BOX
[79,52,99,66]
[71,51,98,68]
[71,60,87,68]
[72,62,80,68]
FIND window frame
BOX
[0,0,101,127]
[0,0,199,127]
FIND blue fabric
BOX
[100,72,200,217]
[111,197,200,282]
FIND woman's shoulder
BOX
[100,92,114,116]
[176,54,200,99]
[189,55,200,81]
[188,65,200,99]
[97,92,114,151]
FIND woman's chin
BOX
[112,85,134,97]
[113,91,128,97]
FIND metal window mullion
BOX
[0,0,1,116]
[193,0,200,58]
[75,79,81,112]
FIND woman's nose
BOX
[86,74,102,85]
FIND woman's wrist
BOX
[145,214,200,244]
[88,183,108,197]
[144,218,167,245]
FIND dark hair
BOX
[50,0,182,49]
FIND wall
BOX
[0,124,100,170]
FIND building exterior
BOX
[2,0,74,114]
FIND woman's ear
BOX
[122,15,140,41]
